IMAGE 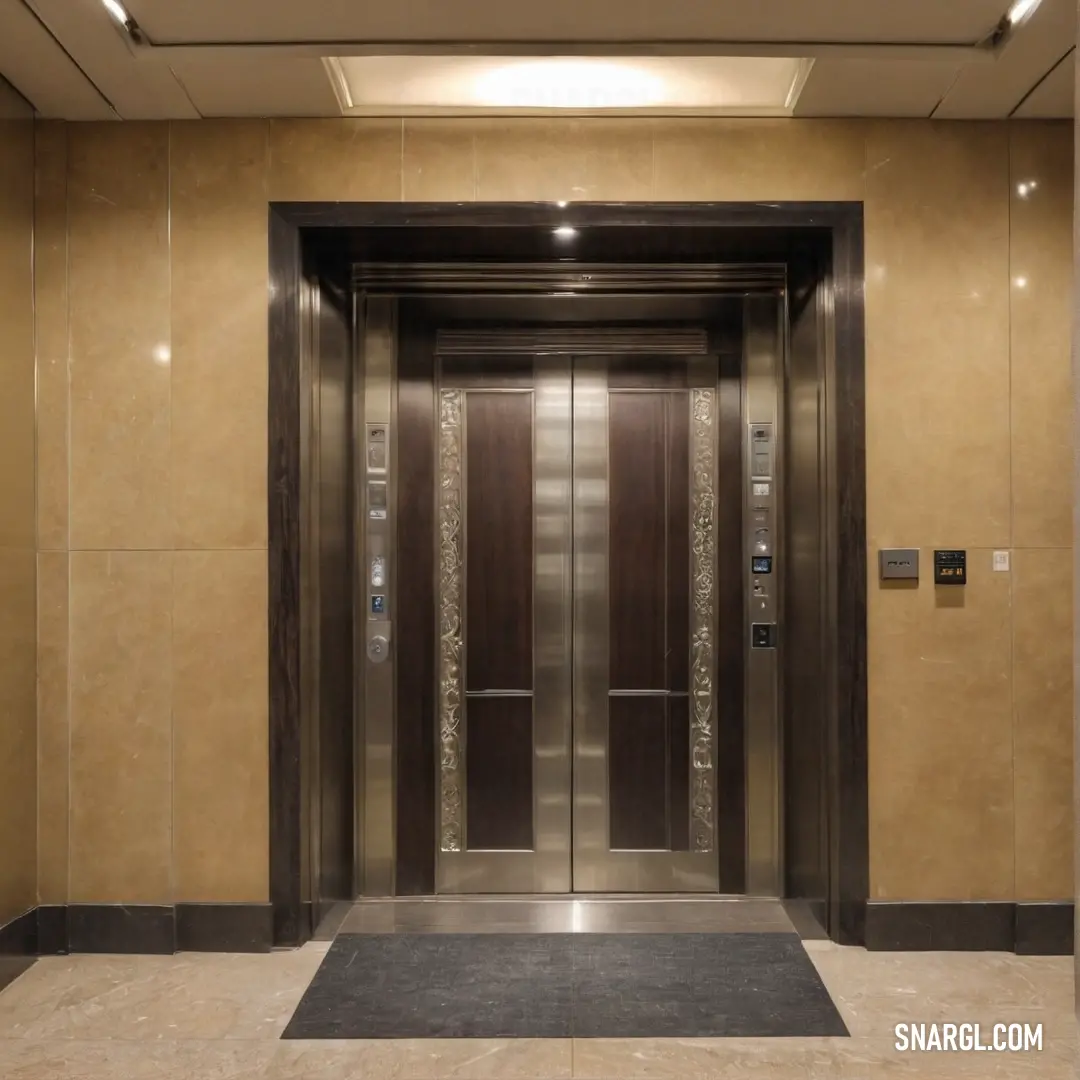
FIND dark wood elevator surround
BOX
[268,204,868,947]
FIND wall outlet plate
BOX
[993,551,1010,572]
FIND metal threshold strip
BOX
[351,261,786,294]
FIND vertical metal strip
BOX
[533,359,573,890]
[571,358,612,888]
[360,297,396,896]
[351,290,365,896]
[744,296,784,897]
[437,388,465,852]
[690,386,717,853]
[299,274,320,911]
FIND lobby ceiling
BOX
[0,0,1074,120]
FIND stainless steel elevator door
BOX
[435,350,720,894]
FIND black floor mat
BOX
[282,932,849,1039]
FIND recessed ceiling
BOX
[327,56,813,116]
[118,0,1015,47]
[1,0,1074,120]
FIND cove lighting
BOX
[325,56,813,116]
[100,0,131,25]
[1006,0,1043,25]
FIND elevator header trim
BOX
[436,326,708,355]
[352,262,786,294]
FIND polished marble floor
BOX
[0,904,1075,1078]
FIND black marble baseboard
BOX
[176,904,273,953]
[36,906,69,955]
[5,904,273,957]
[0,908,39,995]
[1015,903,1074,956]
[68,905,176,955]
[0,908,37,956]
[866,902,1074,955]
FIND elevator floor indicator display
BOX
[933,550,966,585]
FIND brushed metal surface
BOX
[743,296,783,898]
[353,262,786,293]
[340,896,794,935]
[358,297,397,897]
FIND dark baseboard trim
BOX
[68,905,176,955]
[36,906,69,955]
[866,901,1074,955]
[176,904,273,953]
[0,908,37,956]
[1015,903,1074,956]
[6,904,274,956]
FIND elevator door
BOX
[435,346,722,894]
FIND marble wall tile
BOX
[1009,122,1073,550]
[0,549,37,925]
[474,119,653,201]
[29,117,1078,913]
[0,107,35,929]
[269,119,402,202]
[0,119,35,553]
[68,124,172,551]
[652,118,866,201]
[170,121,269,550]
[864,122,1011,551]
[173,550,269,902]
[1012,547,1074,900]
[403,120,476,201]
[34,121,70,553]
[37,551,69,906]
[69,551,172,904]
[868,552,1014,900]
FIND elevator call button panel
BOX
[750,424,773,479]
[367,425,388,472]
[934,550,967,585]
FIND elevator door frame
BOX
[355,291,784,900]
[271,204,868,948]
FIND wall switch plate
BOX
[993,551,1010,572]
[879,548,919,581]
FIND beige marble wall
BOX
[0,81,36,930]
[33,117,1075,906]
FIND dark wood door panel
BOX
[465,695,535,851]
[608,391,667,692]
[464,391,534,692]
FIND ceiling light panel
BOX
[326,56,814,116]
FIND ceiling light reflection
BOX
[1006,0,1042,25]
[1016,179,1038,198]
[553,226,578,241]
[100,0,131,25]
